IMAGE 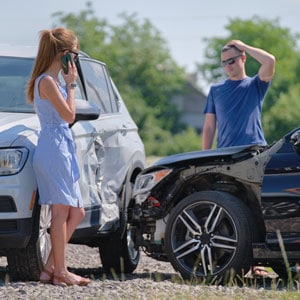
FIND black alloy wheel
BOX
[165,191,254,283]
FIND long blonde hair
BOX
[26,27,79,103]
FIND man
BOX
[202,40,276,277]
[202,40,275,150]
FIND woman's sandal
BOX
[69,275,91,286]
[77,276,91,286]
[53,273,91,286]
[39,269,53,284]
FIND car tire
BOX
[165,191,253,283]
[99,171,140,275]
[99,225,140,275]
[7,205,51,281]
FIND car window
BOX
[0,57,34,113]
[79,59,118,114]
[0,56,87,113]
[58,72,85,100]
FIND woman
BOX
[27,27,90,286]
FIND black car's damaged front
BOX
[129,128,300,282]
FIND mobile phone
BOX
[61,53,73,74]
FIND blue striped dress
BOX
[32,74,83,207]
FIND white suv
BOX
[0,45,146,281]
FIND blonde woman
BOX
[27,27,90,286]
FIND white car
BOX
[0,45,146,281]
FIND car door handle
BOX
[121,124,127,136]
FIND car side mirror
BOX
[70,99,100,127]
[291,130,300,155]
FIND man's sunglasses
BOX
[221,55,242,67]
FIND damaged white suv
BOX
[0,46,146,281]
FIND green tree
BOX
[52,2,199,156]
[263,84,300,143]
[198,16,300,142]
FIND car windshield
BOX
[0,56,35,113]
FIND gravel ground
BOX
[0,244,297,300]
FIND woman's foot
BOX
[71,272,91,286]
[39,268,54,284]
[53,271,90,286]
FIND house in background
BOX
[171,73,207,134]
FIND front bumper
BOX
[0,217,33,253]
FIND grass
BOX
[96,274,300,300]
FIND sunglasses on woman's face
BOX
[221,55,242,67]
[69,50,79,61]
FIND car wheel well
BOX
[129,166,144,184]
[170,174,265,241]
[120,165,145,232]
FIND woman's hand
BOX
[62,60,78,85]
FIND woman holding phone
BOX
[27,27,90,286]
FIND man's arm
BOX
[227,40,276,82]
[202,113,216,150]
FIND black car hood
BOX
[152,144,263,168]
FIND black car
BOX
[129,128,300,282]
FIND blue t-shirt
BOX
[203,75,270,148]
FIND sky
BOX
[0,0,299,73]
